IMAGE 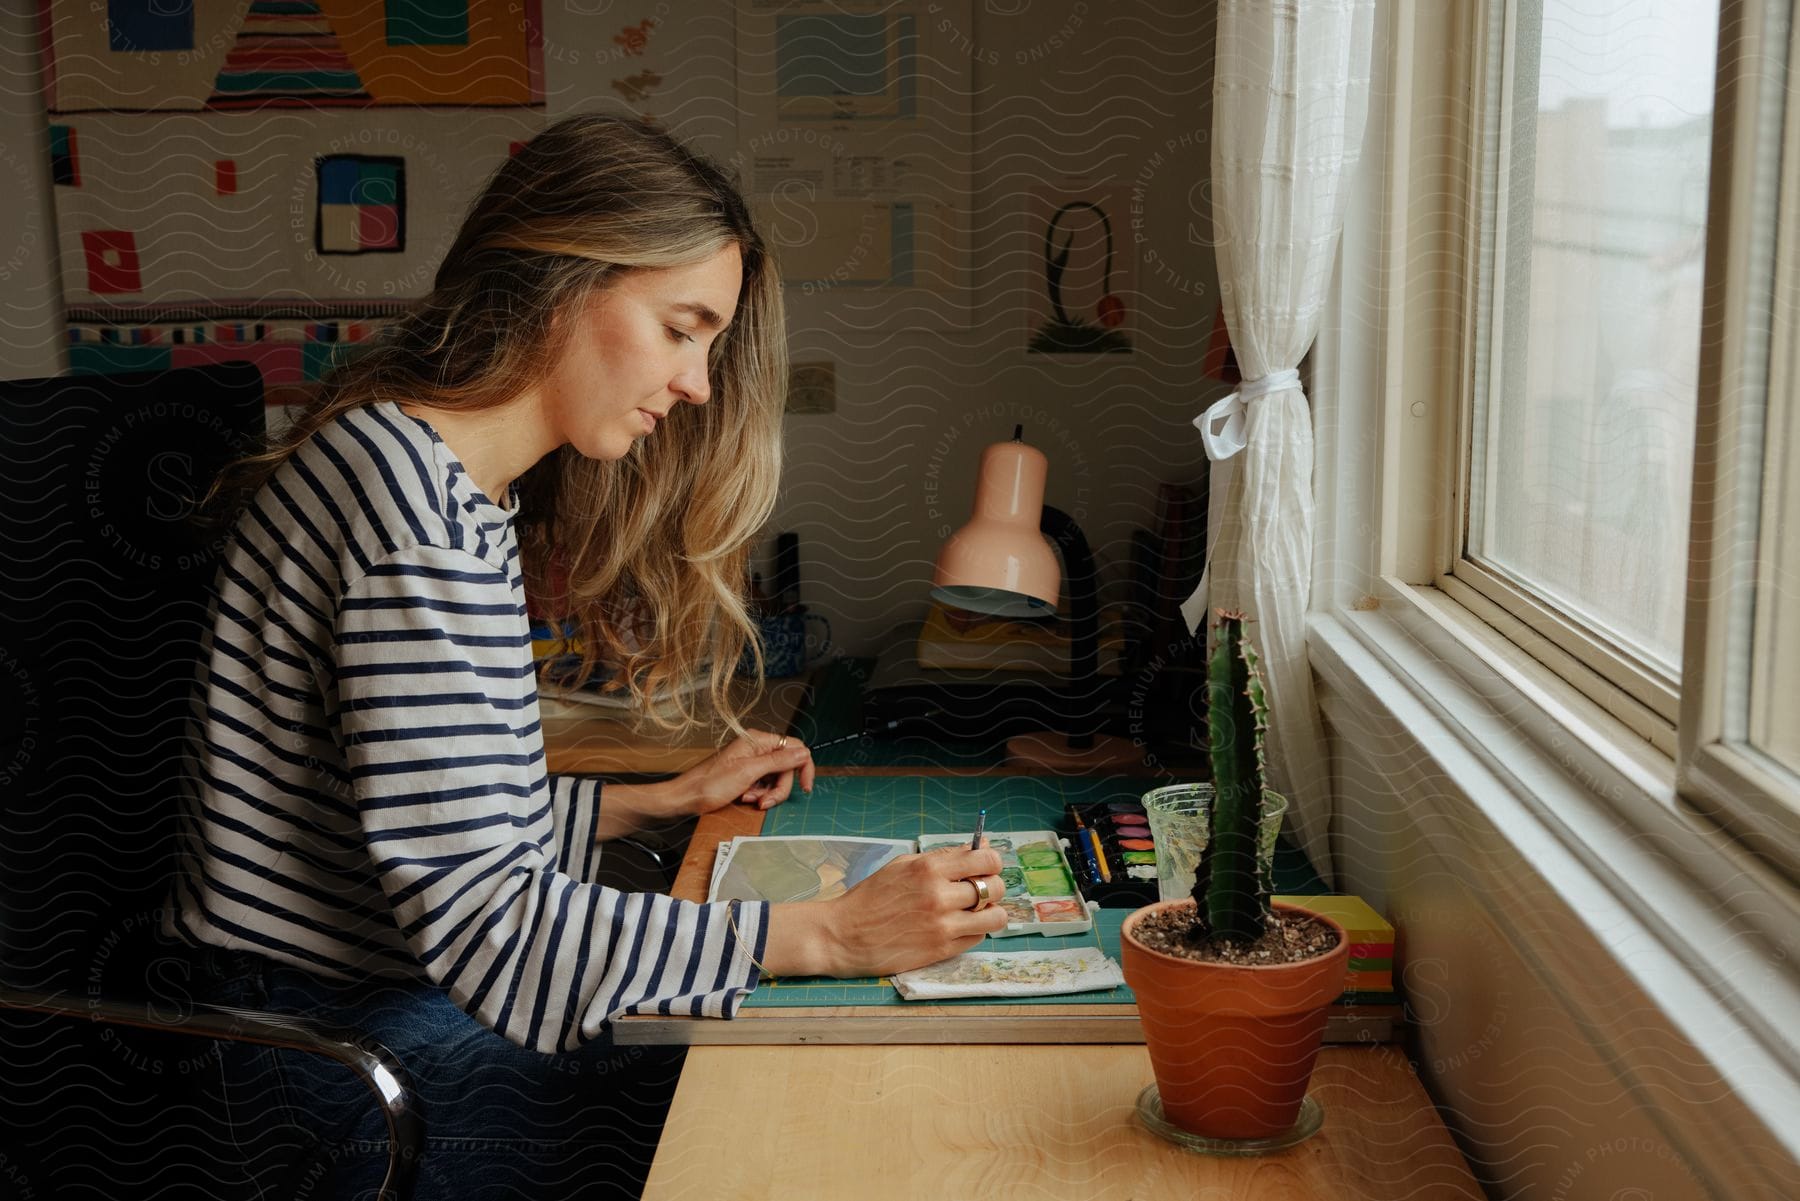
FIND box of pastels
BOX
[1058,800,1164,910]
[916,830,1095,937]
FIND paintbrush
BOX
[1087,825,1111,884]
[753,710,943,790]
[794,707,944,753]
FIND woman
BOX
[168,113,1006,1198]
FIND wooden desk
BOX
[540,674,814,775]
[588,765,1476,1198]
[641,1044,1483,1201]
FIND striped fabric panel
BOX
[168,402,767,1052]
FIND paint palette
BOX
[1060,801,1163,909]
[917,830,1095,938]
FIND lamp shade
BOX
[930,438,1061,617]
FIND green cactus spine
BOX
[1189,610,1271,945]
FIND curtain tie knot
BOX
[1193,367,1302,460]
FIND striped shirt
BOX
[165,399,767,1053]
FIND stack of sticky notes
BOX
[1275,894,1396,999]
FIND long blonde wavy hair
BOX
[209,113,787,738]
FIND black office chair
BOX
[0,364,423,1201]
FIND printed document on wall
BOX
[736,0,973,329]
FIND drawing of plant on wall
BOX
[1026,185,1133,355]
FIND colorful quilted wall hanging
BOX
[42,0,544,112]
[39,0,546,397]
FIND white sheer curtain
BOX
[1180,0,1374,882]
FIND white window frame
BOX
[1307,0,1800,1160]
[1446,0,1685,747]
[1676,0,1800,877]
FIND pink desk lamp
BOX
[931,426,1140,771]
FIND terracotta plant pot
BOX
[1121,899,1350,1140]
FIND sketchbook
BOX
[707,831,1095,938]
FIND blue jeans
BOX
[196,947,686,1201]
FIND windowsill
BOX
[1308,578,1800,1159]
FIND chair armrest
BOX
[0,985,424,1201]
[603,814,698,892]
[614,835,666,869]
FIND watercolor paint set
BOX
[916,830,1095,937]
[1059,800,1164,909]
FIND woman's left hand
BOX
[676,730,817,816]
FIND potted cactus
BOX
[1120,611,1349,1142]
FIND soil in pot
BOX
[1132,906,1338,966]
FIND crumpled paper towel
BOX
[891,947,1125,1000]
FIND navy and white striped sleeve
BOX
[332,542,768,1052]
[547,775,603,882]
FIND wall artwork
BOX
[314,155,406,254]
[65,318,378,392]
[594,13,677,120]
[43,0,544,113]
[38,0,546,399]
[1024,184,1134,355]
[736,0,974,330]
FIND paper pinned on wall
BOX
[735,0,973,328]
[1023,182,1135,355]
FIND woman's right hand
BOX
[761,842,1008,978]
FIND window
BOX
[1458,0,1719,729]
[1752,336,1798,778]
[1678,0,1800,856]
[1740,17,1800,789]
[1312,0,1800,1118]
[1446,0,1800,846]
[1308,3,1800,1122]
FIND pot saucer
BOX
[1134,1085,1324,1155]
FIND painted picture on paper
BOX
[709,836,908,905]
[1024,184,1134,355]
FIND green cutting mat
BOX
[762,774,1146,841]
[737,774,1327,1010]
